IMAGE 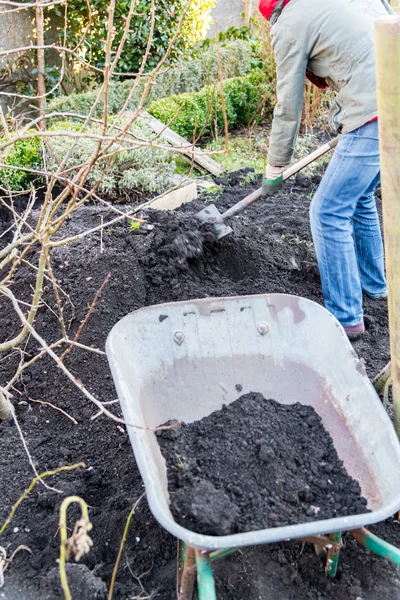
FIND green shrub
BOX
[147,69,275,140]
[44,118,176,197]
[0,119,178,196]
[202,25,264,70]
[0,137,42,191]
[47,40,254,119]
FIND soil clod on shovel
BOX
[158,393,369,536]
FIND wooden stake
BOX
[375,15,400,435]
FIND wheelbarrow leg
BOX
[178,543,196,600]
[195,550,217,600]
[325,532,342,578]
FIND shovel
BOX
[195,137,339,240]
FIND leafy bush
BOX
[0,119,177,196]
[63,0,216,79]
[0,137,42,191]
[46,119,177,197]
[147,69,275,140]
[47,41,254,118]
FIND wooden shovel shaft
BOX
[221,136,339,221]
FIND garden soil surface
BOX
[0,167,399,600]
[158,393,369,536]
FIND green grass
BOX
[201,184,224,203]
[205,132,267,173]
[173,156,202,177]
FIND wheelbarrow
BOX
[106,294,400,599]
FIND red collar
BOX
[259,0,291,20]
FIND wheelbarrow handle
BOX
[351,527,400,567]
[221,136,340,221]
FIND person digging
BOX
[259,0,393,340]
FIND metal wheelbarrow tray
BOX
[106,294,400,551]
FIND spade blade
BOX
[195,204,233,240]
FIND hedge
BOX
[147,69,275,140]
[47,40,254,119]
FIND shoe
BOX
[344,320,365,341]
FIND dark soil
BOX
[158,393,368,536]
[0,166,398,600]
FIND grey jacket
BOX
[268,0,393,166]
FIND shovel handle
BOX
[221,136,340,220]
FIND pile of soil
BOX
[158,393,368,536]
[0,166,397,600]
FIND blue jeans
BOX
[310,120,387,327]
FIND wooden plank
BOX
[141,111,225,177]
[150,181,197,211]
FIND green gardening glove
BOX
[262,164,285,197]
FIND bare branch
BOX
[59,274,110,362]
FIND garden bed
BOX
[0,168,398,600]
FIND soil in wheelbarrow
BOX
[158,393,368,536]
[0,160,397,600]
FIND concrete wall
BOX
[0,8,62,112]
[0,8,35,111]
[207,0,245,38]
[0,8,34,70]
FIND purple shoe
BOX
[344,320,365,341]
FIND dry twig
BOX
[59,273,110,362]
[12,408,65,494]
[0,545,32,588]
[108,494,145,600]
[28,397,78,424]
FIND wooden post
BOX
[375,16,400,435]
[389,0,400,14]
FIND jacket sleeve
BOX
[267,26,308,167]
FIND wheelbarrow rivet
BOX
[257,322,269,335]
[173,330,185,345]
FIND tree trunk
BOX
[0,389,13,420]
[243,0,251,26]
[35,0,46,129]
